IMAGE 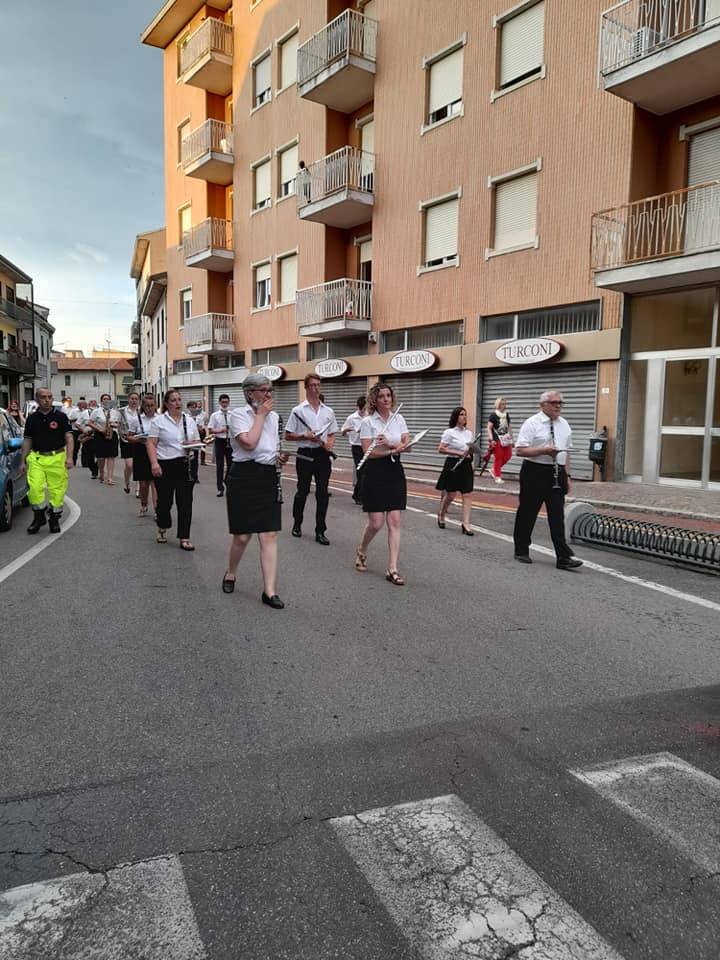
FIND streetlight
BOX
[106,335,112,400]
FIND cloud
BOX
[71,243,110,266]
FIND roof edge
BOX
[142,0,231,49]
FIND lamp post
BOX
[106,336,113,400]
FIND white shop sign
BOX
[256,364,285,381]
[315,358,349,378]
[495,338,562,365]
[390,350,437,373]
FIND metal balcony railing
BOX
[591,181,720,271]
[298,9,377,86]
[183,313,235,350]
[180,18,233,76]
[183,218,234,259]
[600,0,720,74]
[0,297,34,328]
[297,147,375,209]
[181,119,234,169]
[35,362,48,379]
[0,350,34,375]
[296,278,373,328]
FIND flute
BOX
[357,403,404,470]
[450,431,483,471]
[276,415,284,504]
[292,412,337,460]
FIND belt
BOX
[35,448,65,456]
[298,446,327,454]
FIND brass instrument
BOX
[104,408,113,439]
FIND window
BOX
[34,346,39,362]
[160,308,165,344]
[359,238,372,283]
[254,262,272,309]
[278,253,298,304]
[64,375,71,386]
[92,375,99,387]
[420,193,460,271]
[495,0,545,96]
[0,332,3,349]
[424,40,465,129]
[277,142,298,197]
[480,302,600,342]
[253,52,271,108]
[253,158,271,210]
[180,288,192,327]
[487,163,540,257]
[251,344,299,366]
[6,288,15,303]
[381,321,463,353]
[209,352,246,370]
[173,359,204,374]
[278,29,298,89]
[177,119,191,163]
[179,204,192,245]
[177,32,190,77]
[307,336,367,361]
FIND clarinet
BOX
[549,419,561,490]
[276,415,284,504]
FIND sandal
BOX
[385,569,405,586]
[179,540,195,551]
[354,547,368,572]
[138,505,148,517]
[156,529,167,544]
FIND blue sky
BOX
[0,1,163,353]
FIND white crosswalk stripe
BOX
[330,794,626,959]
[0,855,206,960]
[570,752,720,875]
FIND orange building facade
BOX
[140,0,720,486]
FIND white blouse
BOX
[148,412,200,460]
[119,407,143,435]
[230,405,281,465]
[440,427,473,455]
[342,411,365,446]
[359,411,409,454]
[90,407,121,431]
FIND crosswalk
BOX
[1,752,718,959]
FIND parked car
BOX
[0,408,29,532]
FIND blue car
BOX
[0,409,29,532]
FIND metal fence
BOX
[183,218,234,259]
[181,119,234,168]
[183,313,235,351]
[297,147,375,208]
[0,350,34,375]
[180,18,233,75]
[296,279,373,328]
[298,8,377,86]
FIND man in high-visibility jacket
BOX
[20,388,74,534]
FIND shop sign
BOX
[495,338,562,365]
[315,358,350,378]
[256,364,285,381]
[390,349,437,373]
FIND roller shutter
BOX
[384,371,462,465]
[478,363,598,480]
[317,376,368,454]
[272,380,299,426]
[177,387,204,406]
[211,385,245,409]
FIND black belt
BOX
[35,448,66,456]
[298,446,329,455]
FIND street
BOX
[1,463,719,959]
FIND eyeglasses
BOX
[254,387,273,394]
[543,400,564,406]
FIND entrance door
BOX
[656,354,720,486]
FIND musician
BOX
[222,373,288,608]
[147,389,200,550]
[341,394,366,504]
[435,406,475,536]
[19,388,73,534]
[62,397,80,464]
[512,390,583,570]
[355,382,409,586]
[285,374,338,544]
[119,392,142,495]
[128,394,157,517]
[487,397,513,485]
[90,394,120,484]
[208,394,233,497]
[187,400,207,466]
[74,400,98,479]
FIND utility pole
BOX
[106,334,112,400]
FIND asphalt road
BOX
[0,462,719,959]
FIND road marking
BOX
[331,794,625,959]
[0,855,206,959]
[571,753,720,874]
[0,497,81,586]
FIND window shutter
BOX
[280,255,298,302]
[428,48,463,114]
[425,198,459,263]
[280,33,298,88]
[360,119,374,155]
[359,239,373,263]
[280,144,299,184]
[256,262,271,284]
[362,0,377,17]
[688,126,720,186]
[254,54,271,97]
[180,206,192,237]
[255,160,271,205]
[493,172,538,250]
[500,1,544,88]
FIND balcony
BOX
[591,181,720,292]
[0,297,34,329]
[296,278,373,338]
[179,18,233,95]
[35,362,48,380]
[0,350,34,375]
[183,313,236,355]
[298,9,377,113]
[181,119,234,186]
[297,147,374,228]
[599,0,720,114]
[183,218,234,272]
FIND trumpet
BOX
[104,409,113,439]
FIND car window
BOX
[0,414,10,448]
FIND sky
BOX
[0,1,163,354]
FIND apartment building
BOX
[141,0,720,486]
[0,255,40,408]
[131,229,169,403]
[50,357,136,404]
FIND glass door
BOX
[659,356,719,486]
[711,359,720,486]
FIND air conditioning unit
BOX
[632,26,659,57]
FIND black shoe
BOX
[557,557,583,570]
[222,575,235,594]
[216,489,224,498]
[262,592,284,609]
[461,525,474,536]
[48,513,61,534]
[292,526,302,538]
[27,509,47,534]
[315,533,330,545]
[514,554,532,564]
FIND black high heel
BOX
[437,514,446,529]
[461,525,474,536]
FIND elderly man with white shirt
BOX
[512,390,583,571]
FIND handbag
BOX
[499,434,513,447]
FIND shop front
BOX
[384,366,463,466]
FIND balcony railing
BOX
[0,350,34,375]
[296,279,373,328]
[180,18,233,76]
[600,0,720,74]
[0,297,34,329]
[591,181,720,272]
[35,362,48,380]
[183,218,234,265]
[181,119,234,170]
[183,313,235,354]
[298,9,377,86]
[298,147,375,209]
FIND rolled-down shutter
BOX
[688,126,720,185]
[384,371,463,465]
[425,198,459,264]
[316,376,368,452]
[280,32,298,89]
[272,380,299,427]
[429,47,463,114]
[255,160,271,206]
[478,363,598,480]
[500,1,544,88]
[177,387,204,406]
[280,144,298,189]
[280,255,298,303]
[493,172,537,251]
[359,239,372,264]
[211,385,245,408]
[254,54,271,98]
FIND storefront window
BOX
[714,360,720,428]
[630,288,715,352]
[659,436,703,482]
[662,359,709,427]
[624,359,647,475]
[710,437,720,484]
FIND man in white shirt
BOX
[341,394,366,504]
[512,390,583,570]
[208,394,233,496]
[285,374,338,544]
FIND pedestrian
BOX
[69,398,85,465]
[118,392,142,495]
[75,401,98,479]
[435,406,476,536]
[512,390,583,570]
[221,373,288,608]
[487,397,513,484]
[90,393,120,485]
[341,394,366,504]
[7,400,25,429]
[19,388,74,534]
[208,393,233,497]
[354,382,410,585]
[285,374,338,545]
[187,400,208,465]
[129,393,158,518]
[147,388,200,551]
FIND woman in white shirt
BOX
[90,394,121,485]
[146,389,201,550]
[128,394,158,518]
[355,382,410,586]
[118,392,142,495]
[221,374,288,608]
[435,406,476,536]
[341,394,366,504]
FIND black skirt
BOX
[435,456,474,494]
[94,432,119,459]
[361,455,406,513]
[119,439,134,459]
[132,442,152,482]
[226,461,281,534]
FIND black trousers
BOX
[71,430,81,465]
[214,438,232,491]
[351,445,363,501]
[293,447,331,533]
[154,457,195,540]
[80,437,97,477]
[513,460,572,561]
